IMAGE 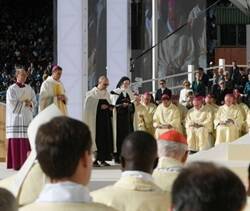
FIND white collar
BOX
[48,76,61,83]
[121,170,153,182]
[36,181,92,203]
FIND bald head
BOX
[98,75,108,83]
[97,75,109,90]
[224,94,234,106]
[121,131,158,174]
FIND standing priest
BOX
[39,65,67,115]
[6,68,36,170]
[84,76,113,167]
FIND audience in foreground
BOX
[20,116,116,211]
[171,162,247,211]
[0,188,18,211]
[153,130,188,192]
[91,131,170,211]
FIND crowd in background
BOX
[0,0,53,100]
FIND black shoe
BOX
[114,158,120,164]
[93,160,101,167]
[100,161,111,167]
[188,150,197,155]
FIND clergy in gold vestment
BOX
[153,130,188,192]
[141,92,157,135]
[204,94,219,115]
[134,94,150,132]
[172,95,188,135]
[153,94,182,139]
[214,94,244,145]
[234,89,249,134]
[39,65,67,115]
[247,111,250,133]
[91,131,170,211]
[20,117,116,211]
[185,96,213,152]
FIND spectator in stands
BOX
[179,80,192,107]
[191,71,206,97]
[224,71,234,92]
[218,68,225,82]
[171,162,247,211]
[214,94,244,145]
[235,68,248,93]
[0,1,53,98]
[185,96,213,153]
[153,94,182,139]
[211,68,219,85]
[153,130,188,192]
[198,67,209,87]
[244,73,250,107]
[155,79,172,105]
[213,80,231,105]
[0,188,18,211]
[230,60,240,81]
[91,131,171,211]
[185,91,194,109]
[20,116,115,211]
[210,68,220,94]
[6,68,36,170]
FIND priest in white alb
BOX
[134,93,150,132]
[214,94,244,144]
[39,65,67,115]
[141,92,157,135]
[185,96,213,152]
[6,68,36,170]
[153,94,182,139]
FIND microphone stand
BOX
[130,0,221,72]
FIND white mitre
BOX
[10,104,63,196]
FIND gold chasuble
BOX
[214,104,244,144]
[153,103,182,139]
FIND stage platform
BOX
[0,161,121,191]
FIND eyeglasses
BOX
[160,83,165,85]
[103,84,109,86]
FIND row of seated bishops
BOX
[134,90,250,154]
[0,104,249,211]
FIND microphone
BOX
[110,91,120,96]
[130,58,135,72]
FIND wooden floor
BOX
[0,142,6,162]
